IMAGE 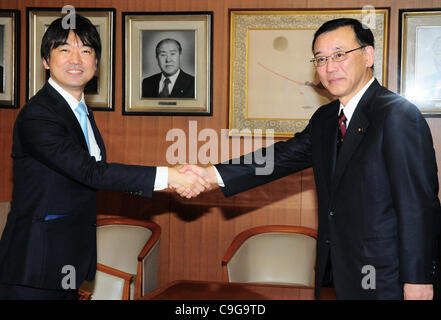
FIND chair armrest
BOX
[80,263,134,300]
[97,263,134,300]
[135,240,160,299]
[78,288,92,300]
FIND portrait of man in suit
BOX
[181,18,441,300]
[141,37,195,99]
[0,14,208,300]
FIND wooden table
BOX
[140,280,336,300]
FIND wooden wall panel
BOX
[0,0,440,288]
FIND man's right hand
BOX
[174,165,218,198]
[168,165,212,199]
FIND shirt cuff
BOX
[213,166,225,187]
[154,166,169,191]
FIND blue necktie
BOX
[76,102,90,152]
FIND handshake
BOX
[168,164,218,199]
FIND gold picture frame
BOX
[229,9,389,137]
[399,9,441,116]
[0,10,19,109]
[27,8,115,110]
[123,12,212,116]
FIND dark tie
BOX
[160,78,171,97]
[337,109,347,151]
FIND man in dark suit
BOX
[181,18,441,299]
[0,15,208,300]
[141,38,195,98]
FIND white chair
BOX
[222,225,317,287]
[80,218,161,300]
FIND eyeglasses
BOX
[310,45,367,67]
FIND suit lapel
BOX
[154,74,162,96]
[171,71,186,96]
[44,83,89,151]
[87,108,106,161]
[321,101,339,193]
[331,80,380,195]
[331,106,369,193]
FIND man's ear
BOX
[364,46,375,68]
[42,58,50,70]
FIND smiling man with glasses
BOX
[310,45,366,67]
[179,17,441,300]
[307,18,440,300]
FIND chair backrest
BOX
[97,221,154,274]
[89,218,161,299]
[222,225,317,287]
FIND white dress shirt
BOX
[48,78,102,161]
[159,69,181,95]
[48,78,168,191]
[338,77,375,126]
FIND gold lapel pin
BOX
[358,127,363,133]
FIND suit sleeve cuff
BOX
[154,166,168,191]
[213,166,225,187]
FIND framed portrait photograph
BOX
[399,9,441,116]
[27,7,115,110]
[229,9,389,137]
[0,10,19,109]
[123,12,212,116]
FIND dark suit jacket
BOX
[141,70,195,98]
[0,82,156,290]
[215,80,441,299]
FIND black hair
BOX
[312,18,375,52]
[155,38,182,57]
[41,14,101,63]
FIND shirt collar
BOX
[48,78,87,115]
[160,69,181,86]
[339,76,375,124]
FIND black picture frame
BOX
[122,11,213,116]
[0,10,20,109]
[26,7,116,111]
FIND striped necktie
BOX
[337,109,347,152]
